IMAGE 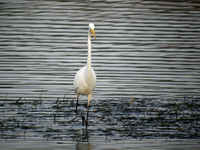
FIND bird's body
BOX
[74,65,96,96]
[73,23,96,128]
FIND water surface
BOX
[0,0,200,145]
[0,0,200,100]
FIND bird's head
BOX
[89,23,96,39]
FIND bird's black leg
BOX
[75,94,79,114]
[85,105,90,129]
[82,112,85,126]
[85,94,92,129]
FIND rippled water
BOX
[1,0,200,100]
[0,0,200,146]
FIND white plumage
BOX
[74,65,96,95]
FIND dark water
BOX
[0,0,200,148]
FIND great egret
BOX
[73,23,96,128]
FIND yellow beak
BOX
[90,29,96,40]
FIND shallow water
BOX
[0,96,200,141]
[0,0,200,146]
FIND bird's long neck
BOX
[87,32,92,71]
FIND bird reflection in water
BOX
[75,128,92,150]
[76,143,93,150]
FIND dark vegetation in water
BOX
[0,96,200,141]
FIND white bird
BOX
[73,23,96,128]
